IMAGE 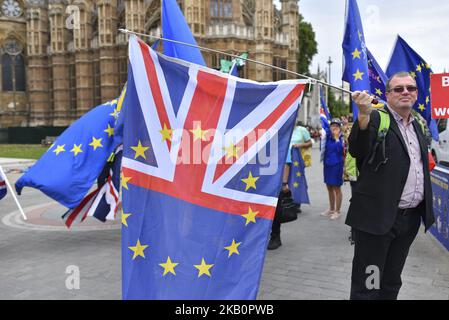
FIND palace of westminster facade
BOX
[0,0,299,128]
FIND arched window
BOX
[14,53,25,91]
[210,0,232,23]
[2,53,13,91]
[1,38,25,92]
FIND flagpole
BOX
[229,60,237,75]
[119,29,358,97]
[0,165,27,220]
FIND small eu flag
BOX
[15,99,124,208]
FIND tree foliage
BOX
[328,89,350,118]
[297,14,318,76]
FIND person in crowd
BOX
[347,72,435,300]
[267,121,312,250]
[321,118,345,220]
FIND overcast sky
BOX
[277,0,449,85]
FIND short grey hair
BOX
[386,71,417,92]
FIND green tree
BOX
[297,14,318,76]
[328,89,350,118]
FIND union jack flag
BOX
[121,35,307,299]
[0,167,6,201]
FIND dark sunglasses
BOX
[388,85,418,93]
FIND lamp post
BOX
[326,56,333,106]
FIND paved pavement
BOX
[0,146,449,300]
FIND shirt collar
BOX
[386,104,415,125]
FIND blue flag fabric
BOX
[288,148,310,204]
[386,35,438,140]
[15,100,123,208]
[367,48,388,104]
[121,36,307,299]
[342,0,370,119]
[0,169,6,201]
[162,0,206,66]
[319,85,331,121]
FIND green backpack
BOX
[345,108,428,180]
[345,109,391,180]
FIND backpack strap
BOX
[377,109,390,141]
[367,109,390,171]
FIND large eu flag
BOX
[121,36,307,299]
[386,35,438,140]
[342,0,370,119]
[15,100,123,208]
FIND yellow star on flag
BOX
[224,239,241,257]
[194,258,214,278]
[131,140,150,160]
[190,124,209,142]
[159,256,179,276]
[425,63,431,69]
[353,69,364,81]
[89,137,103,151]
[296,171,301,177]
[53,144,66,156]
[416,64,422,73]
[223,144,240,160]
[70,144,83,156]
[159,123,173,142]
[128,239,149,260]
[121,211,132,227]
[375,88,383,96]
[110,108,119,119]
[121,172,132,190]
[418,104,426,111]
[241,171,259,191]
[293,182,299,188]
[293,161,299,167]
[104,124,115,138]
[351,48,361,59]
[410,71,416,78]
[242,206,258,226]
[426,96,430,104]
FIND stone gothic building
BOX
[0,0,299,128]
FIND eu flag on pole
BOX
[342,0,370,119]
[319,85,331,121]
[288,148,310,205]
[367,48,387,106]
[0,169,6,201]
[162,0,206,66]
[386,35,438,140]
[15,99,123,208]
[121,35,307,299]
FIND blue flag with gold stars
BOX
[15,98,124,209]
[121,36,307,299]
[367,48,388,107]
[342,0,370,119]
[386,35,438,140]
[288,148,310,205]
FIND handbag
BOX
[280,194,299,223]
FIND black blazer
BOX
[345,108,435,235]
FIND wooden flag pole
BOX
[0,165,27,220]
